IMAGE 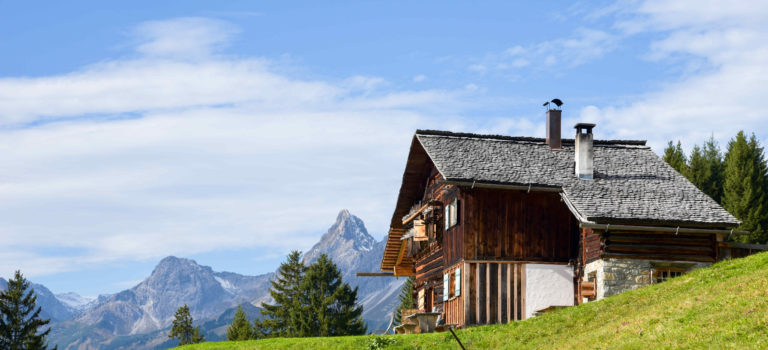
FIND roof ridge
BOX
[415,129,647,147]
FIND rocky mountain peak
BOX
[47,211,402,349]
[334,209,376,250]
[303,209,376,268]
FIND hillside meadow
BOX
[178,251,768,349]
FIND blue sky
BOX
[1,0,767,297]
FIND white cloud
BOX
[0,18,481,279]
[134,17,237,59]
[0,59,341,123]
[581,0,768,152]
[412,74,427,82]
[469,28,619,73]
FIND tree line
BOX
[253,251,365,338]
[663,131,768,244]
[169,251,366,345]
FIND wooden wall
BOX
[442,186,464,266]
[412,165,450,310]
[582,228,602,264]
[463,261,525,325]
[602,231,717,262]
[462,189,578,262]
[415,249,444,285]
[443,263,464,326]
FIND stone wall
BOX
[584,258,711,300]
[582,259,605,300]
[602,258,653,296]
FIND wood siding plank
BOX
[463,189,577,262]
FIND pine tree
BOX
[723,131,768,244]
[688,145,709,192]
[701,136,725,203]
[168,304,203,345]
[297,254,366,337]
[256,251,306,338]
[191,326,205,344]
[0,270,55,350]
[393,277,414,326]
[663,140,689,175]
[226,305,253,341]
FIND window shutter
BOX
[455,268,461,297]
[443,273,449,301]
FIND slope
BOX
[178,251,768,349]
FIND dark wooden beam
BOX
[356,272,395,277]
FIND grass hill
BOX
[177,252,768,349]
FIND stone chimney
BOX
[546,109,562,149]
[574,123,595,180]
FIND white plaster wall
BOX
[524,264,574,319]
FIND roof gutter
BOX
[559,192,592,224]
[580,222,749,236]
[439,180,561,193]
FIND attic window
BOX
[445,198,459,229]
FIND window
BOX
[444,198,459,229]
[652,267,686,283]
[443,273,449,301]
[443,268,461,301]
[454,268,461,297]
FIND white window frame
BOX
[443,273,449,301]
[454,268,461,297]
[445,198,458,229]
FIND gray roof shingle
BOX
[416,130,739,228]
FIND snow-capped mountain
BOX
[47,209,402,349]
[49,257,273,349]
[0,277,77,322]
[55,292,97,312]
[303,209,404,331]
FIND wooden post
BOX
[506,263,511,322]
[463,261,469,327]
[475,263,481,324]
[520,264,525,320]
[485,263,490,324]
[497,263,502,323]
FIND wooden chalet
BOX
[380,109,753,328]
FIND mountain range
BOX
[1,210,402,349]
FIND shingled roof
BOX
[411,129,739,228]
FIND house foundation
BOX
[584,258,711,301]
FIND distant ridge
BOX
[46,209,402,349]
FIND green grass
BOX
[178,252,768,349]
